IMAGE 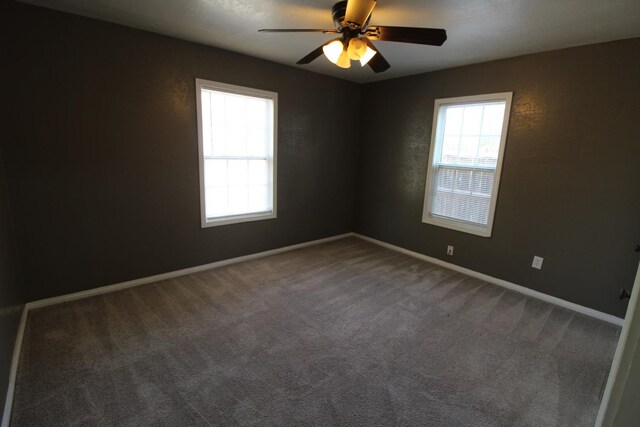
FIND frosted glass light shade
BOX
[347,38,368,60]
[336,50,351,68]
[322,40,344,64]
[359,46,377,66]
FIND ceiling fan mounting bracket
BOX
[346,22,360,31]
[364,28,380,40]
[343,28,361,42]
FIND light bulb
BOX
[322,39,344,64]
[359,45,377,66]
[336,50,351,69]
[347,38,367,60]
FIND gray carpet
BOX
[11,237,619,426]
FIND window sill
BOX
[422,214,492,237]
[201,211,276,228]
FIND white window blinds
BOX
[423,93,512,237]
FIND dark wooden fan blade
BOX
[259,29,339,33]
[368,52,390,73]
[362,39,390,73]
[365,26,447,46]
[296,45,326,65]
[345,0,377,28]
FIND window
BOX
[422,92,512,237]
[196,79,277,227]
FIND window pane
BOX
[459,136,479,164]
[461,105,483,136]
[454,170,471,194]
[247,129,267,157]
[203,159,271,217]
[468,196,490,224]
[435,167,454,192]
[205,187,228,218]
[226,95,245,128]
[441,135,460,163]
[210,93,225,127]
[478,136,500,166]
[470,170,495,196]
[248,185,268,212]
[211,126,226,156]
[228,160,248,187]
[432,190,491,225]
[440,101,506,167]
[248,160,268,186]
[205,160,272,217]
[481,104,506,135]
[247,98,267,129]
[431,163,496,225]
[204,159,228,188]
[228,185,249,214]
[443,106,463,135]
[227,126,247,156]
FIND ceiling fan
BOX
[259,0,447,73]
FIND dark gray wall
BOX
[4,1,361,301]
[0,1,26,420]
[0,149,23,420]
[0,142,24,422]
[356,38,640,317]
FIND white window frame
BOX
[195,78,278,228]
[422,92,513,237]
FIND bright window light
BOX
[196,79,277,227]
[422,92,512,237]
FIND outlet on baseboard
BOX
[447,245,454,256]
[532,256,544,269]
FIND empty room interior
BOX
[1,0,640,425]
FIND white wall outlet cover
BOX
[447,245,454,256]
[532,256,544,269]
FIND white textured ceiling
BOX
[17,0,640,83]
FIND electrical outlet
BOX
[532,256,544,270]
[447,245,454,256]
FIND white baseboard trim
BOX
[2,306,28,427]
[27,233,354,311]
[353,233,624,327]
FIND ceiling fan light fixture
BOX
[359,45,377,67]
[322,39,345,64]
[263,0,447,74]
[347,38,368,60]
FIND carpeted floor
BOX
[11,237,620,426]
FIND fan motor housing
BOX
[332,1,371,35]
[332,1,348,31]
